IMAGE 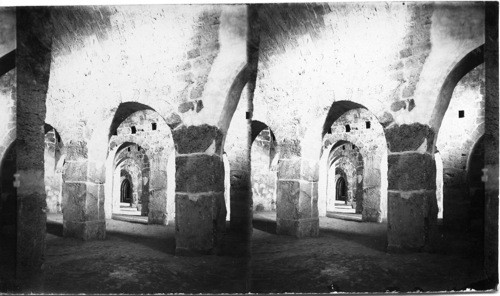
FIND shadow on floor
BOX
[46,220,63,237]
[252,217,277,235]
[105,229,176,255]
[46,219,176,255]
[318,227,387,253]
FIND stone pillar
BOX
[62,143,105,240]
[362,157,383,222]
[276,157,319,237]
[173,125,226,255]
[148,153,168,225]
[484,2,498,283]
[385,124,438,252]
[355,159,364,214]
[141,166,150,216]
[16,7,52,287]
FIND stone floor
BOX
[2,211,490,294]
[251,211,487,293]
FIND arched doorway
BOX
[319,102,388,223]
[44,124,64,214]
[120,178,132,204]
[434,49,485,230]
[105,104,175,225]
[335,177,347,203]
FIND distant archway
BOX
[120,178,132,204]
[319,103,388,223]
[105,107,175,225]
[335,177,347,202]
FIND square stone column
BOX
[62,144,105,240]
[387,152,438,251]
[276,158,319,237]
[175,154,226,255]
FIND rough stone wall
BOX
[436,64,485,228]
[46,5,247,142]
[43,5,246,249]
[253,3,483,159]
[251,128,277,212]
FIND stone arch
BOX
[429,45,484,140]
[108,102,156,140]
[251,121,278,213]
[44,123,64,213]
[434,54,485,230]
[218,64,250,138]
[467,134,485,175]
[105,108,175,225]
[322,100,368,139]
[120,175,132,204]
[335,174,347,202]
[324,141,364,216]
[108,142,150,218]
[111,146,146,216]
[319,103,388,223]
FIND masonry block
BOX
[387,191,438,252]
[16,191,47,281]
[276,180,300,220]
[176,154,224,193]
[301,159,319,181]
[63,161,87,182]
[388,153,436,191]
[148,188,168,225]
[63,220,105,240]
[62,182,86,223]
[277,158,301,179]
[172,124,223,154]
[85,183,100,221]
[175,193,223,255]
[362,186,382,222]
[65,142,88,161]
[385,123,435,153]
[276,218,319,238]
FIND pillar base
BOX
[276,218,319,238]
[63,220,106,240]
[175,192,225,256]
[148,211,167,225]
[387,190,438,252]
